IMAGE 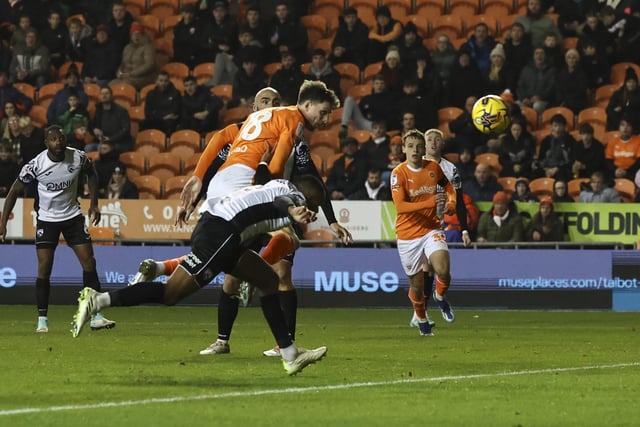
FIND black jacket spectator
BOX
[268,4,308,63]
[181,78,224,133]
[446,48,482,109]
[173,6,205,68]
[304,49,341,100]
[201,5,238,58]
[605,67,640,131]
[92,98,132,153]
[331,8,369,69]
[269,55,304,106]
[82,26,119,85]
[40,13,67,69]
[143,75,182,135]
[325,138,368,200]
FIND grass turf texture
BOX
[0,306,638,426]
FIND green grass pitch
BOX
[1,305,639,426]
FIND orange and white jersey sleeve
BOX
[391,159,455,240]
[219,106,304,178]
[193,124,240,180]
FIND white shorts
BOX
[199,163,255,213]
[397,229,449,276]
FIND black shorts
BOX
[36,215,91,249]
[180,213,243,287]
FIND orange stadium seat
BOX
[347,84,372,101]
[28,105,47,127]
[36,83,63,108]
[482,0,513,16]
[223,106,251,126]
[119,151,147,179]
[83,83,101,103]
[183,152,201,175]
[474,152,502,175]
[310,129,340,151]
[148,0,179,20]
[168,129,202,162]
[614,178,637,203]
[128,103,145,138]
[148,152,181,184]
[131,174,162,199]
[386,0,413,20]
[123,0,146,17]
[89,227,116,246]
[449,0,479,17]
[403,15,429,38]
[138,14,161,39]
[561,37,578,52]
[362,61,383,84]
[497,176,522,195]
[211,84,233,103]
[135,129,167,159]
[497,14,519,37]
[162,62,190,80]
[300,14,328,47]
[310,145,338,169]
[58,61,83,80]
[162,14,182,35]
[139,84,154,103]
[540,106,575,130]
[437,107,463,125]
[313,37,334,54]
[193,62,215,85]
[577,107,607,128]
[334,62,361,84]
[109,82,138,108]
[313,0,343,20]
[164,175,190,199]
[568,178,589,201]
[529,177,555,198]
[594,84,619,108]
[310,152,325,176]
[415,0,446,17]
[431,15,464,39]
[519,105,539,130]
[610,62,640,85]
[153,37,173,69]
[348,129,371,144]
[303,229,336,247]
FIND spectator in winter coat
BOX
[82,24,119,87]
[304,49,341,100]
[367,5,403,64]
[113,22,157,90]
[142,71,182,134]
[477,191,524,242]
[91,86,132,153]
[47,68,88,125]
[526,197,564,242]
[181,76,224,133]
[331,7,369,69]
[9,29,50,88]
[326,137,368,200]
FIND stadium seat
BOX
[148,152,181,183]
[83,82,101,103]
[362,61,383,84]
[193,62,215,85]
[310,145,339,169]
[610,62,640,85]
[540,106,575,130]
[325,152,342,175]
[58,61,83,80]
[138,14,161,39]
[313,0,343,22]
[328,107,343,126]
[28,105,47,128]
[161,13,182,35]
[496,14,518,37]
[263,62,282,80]
[123,0,146,17]
[89,227,116,246]
[482,0,513,16]
[211,84,233,103]
[449,0,479,17]
[119,151,147,179]
[561,37,578,52]
[152,37,173,69]
[148,0,179,19]
[128,103,145,138]
[310,129,340,151]
[386,0,413,20]
[348,129,371,144]
[162,62,190,80]
[303,229,336,247]
[13,82,35,101]
[183,152,201,175]
[577,107,607,128]
[65,13,86,27]
[131,174,162,199]
[529,177,555,198]
[415,0,446,17]
[36,83,64,108]
[313,37,334,54]
[135,129,167,159]
[443,152,459,163]
[430,15,464,39]
[497,176,522,195]
[437,107,463,125]
[474,152,502,175]
[109,82,138,108]
[568,178,589,201]
[300,62,312,75]
[594,84,619,108]
[168,129,201,163]
[310,152,325,176]
[519,105,538,130]
[403,15,429,38]
[602,130,620,144]
[334,62,360,84]
[300,14,328,48]
[614,178,637,203]
[223,106,251,126]
[347,84,372,101]
[164,175,190,199]
[139,84,154,103]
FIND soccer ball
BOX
[471,95,510,134]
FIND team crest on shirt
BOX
[36,228,44,238]
[67,165,75,173]
[390,174,398,189]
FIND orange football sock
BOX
[435,276,450,298]
[408,289,426,320]
[260,231,296,265]
[162,256,185,276]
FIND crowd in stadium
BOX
[0,0,639,218]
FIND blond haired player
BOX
[391,130,456,336]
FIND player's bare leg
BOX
[407,272,434,336]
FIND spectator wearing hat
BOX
[173,3,205,69]
[142,71,182,134]
[82,24,119,87]
[482,43,515,96]
[228,52,268,108]
[269,51,303,106]
[113,21,156,90]
[477,191,524,243]
[388,134,405,167]
[606,67,640,131]
[461,23,497,76]
[578,171,621,203]
[47,67,89,125]
[368,5,403,64]
[108,1,134,63]
[555,48,588,115]
[181,76,224,134]
[571,123,606,180]
[398,21,430,72]
[201,0,238,61]
[9,29,50,88]
[526,197,564,242]
[40,11,67,69]
[605,117,640,181]
[516,47,556,115]
[552,179,574,203]
[104,163,138,200]
[535,113,575,181]
[579,38,610,90]
[304,48,341,99]
[91,86,132,154]
[504,22,533,85]
[268,1,308,64]
[326,136,368,200]
[331,6,369,69]
[381,48,403,93]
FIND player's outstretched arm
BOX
[0,179,24,242]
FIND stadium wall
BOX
[1,246,638,310]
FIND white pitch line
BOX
[1,362,638,417]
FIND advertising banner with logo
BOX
[306,200,382,240]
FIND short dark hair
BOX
[579,123,594,135]
[297,80,340,109]
[183,75,196,84]
[45,125,65,140]
[551,114,567,125]
[291,175,325,212]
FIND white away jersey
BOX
[207,179,306,243]
[19,147,87,222]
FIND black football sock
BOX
[279,289,298,341]
[217,290,239,341]
[260,293,293,349]
[83,270,101,291]
[36,278,50,317]
[109,282,164,306]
